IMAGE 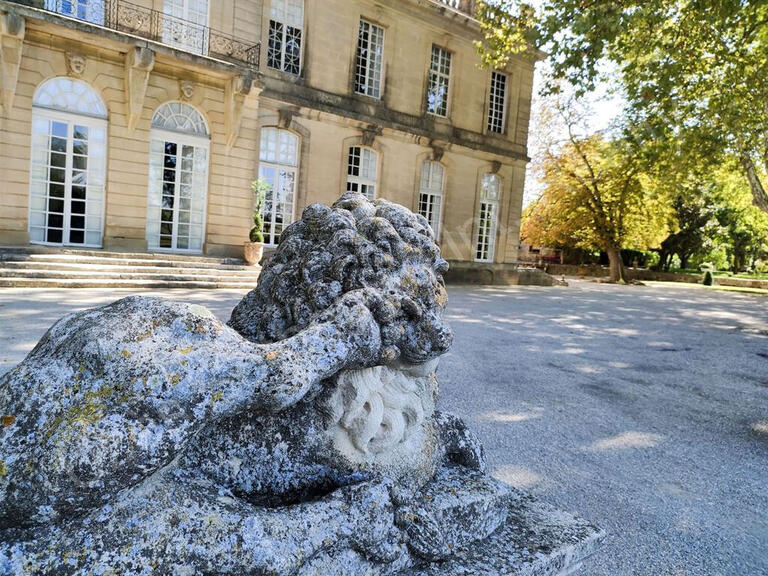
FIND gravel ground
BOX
[0,281,766,575]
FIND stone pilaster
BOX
[0,10,25,120]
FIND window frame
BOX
[487,70,508,134]
[474,173,501,263]
[146,102,210,254]
[346,146,379,200]
[29,77,108,249]
[267,0,304,75]
[426,45,452,118]
[28,108,108,248]
[417,160,445,241]
[258,127,299,246]
[354,19,386,100]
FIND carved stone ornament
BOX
[0,193,603,575]
[361,124,382,147]
[124,47,154,131]
[179,79,195,100]
[0,11,26,117]
[224,72,254,148]
[491,160,502,174]
[278,107,294,129]
[65,52,86,77]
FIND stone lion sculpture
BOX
[0,193,521,574]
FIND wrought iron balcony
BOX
[434,0,476,16]
[17,0,259,70]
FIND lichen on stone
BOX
[0,193,601,575]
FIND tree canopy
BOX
[476,0,768,214]
[522,134,669,281]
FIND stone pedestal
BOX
[406,491,604,575]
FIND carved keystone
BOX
[65,52,86,76]
[124,46,154,131]
[0,11,25,117]
[179,79,195,100]
[361,124,382,147]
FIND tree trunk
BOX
[606,248,626,283]
[740,155,768,214]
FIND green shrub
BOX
[249,178,268,243]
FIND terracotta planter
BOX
[243,241,264,265]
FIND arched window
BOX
[151,101,208,136]
[475,173,500,262]
[29,78,107,247]
[418,160,444,240]
[267,0,304,74]
[146,102,210,252]
[258,127,298,245]
[346,146,378,200]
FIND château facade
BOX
[0,0,539,279]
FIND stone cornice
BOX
[258,75,530,163]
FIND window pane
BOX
[355,20,384,99]
[426,46,451,117]
[346,146,378,200]
[487,71,507,133]
[268,0,304,74]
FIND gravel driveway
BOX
[1,281,766,575]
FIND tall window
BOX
[354,20,385,99]
[346,147,378,200]
[147,102,209,252]
[475,173,500,262]
[29,78,107,247]
[268,0,303,75]
[418,160,444,240]
[162,0,209,54]
[45,0,104,25]
[426,46,451,117]
[259,128,298,245]
[487,71,508,133]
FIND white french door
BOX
[147,130,208,252]
[162,0,210,54]
[28,111,106,247]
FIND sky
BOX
[522,64,626,206]
[521,0,627,206]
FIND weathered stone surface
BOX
[403,490,605,576]
[0,292,380,528]
[0,193,602,575]
[230,194,453,365]
[395,466,510,561]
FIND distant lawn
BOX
[666,269,768,281]
[644,280,768,296]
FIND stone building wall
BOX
[0,0,539,271]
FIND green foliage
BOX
[477,0,768,213]
[474,1,537,69]
[690,248,729,273]
[249,178,268,243]
[522,134,669,255]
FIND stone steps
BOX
[0,248,260,289]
